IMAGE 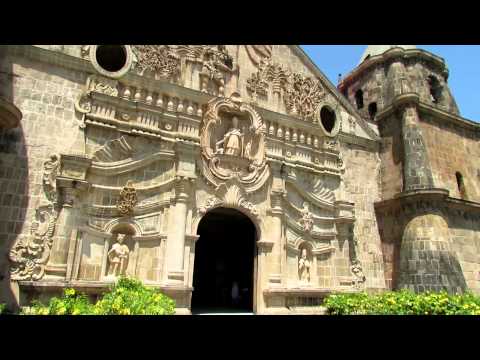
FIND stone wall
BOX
[0,48,86,306]
[419,114,480,202]
[341,141,385,290]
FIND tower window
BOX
[455,172,468,200]
[368,102,378,120]
[355,89,364,109]
[427,75,443,104]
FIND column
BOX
[165,176,193,285]
[46,186,78,278]
[268,191,284,286]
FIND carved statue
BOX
[107,234,130,278]
[351,260,366,289]
[298,248,311,285]
[299,202,314,233]
[216,116,244,156]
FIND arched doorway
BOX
[191,207,257,314]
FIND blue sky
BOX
[301,45,480,122]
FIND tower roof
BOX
[359,45,416,65]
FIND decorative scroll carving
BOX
[86,75,118,97]
[200,94,269,191]
[9,155,60,281]
[244,45,273,68]
[132,45,180,80]
[298,202,314,233]
[198,183,259,219]
[284,74,325,120]
[116,180,137,215]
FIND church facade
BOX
[0,45,479,314]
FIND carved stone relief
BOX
[350,260,366,290]
[200,94,269,192]
[298,202,314,233]
[9,155,61,280]
[132,45,181,80]
[116,180,137,215]
[284,74,326,120]
[198,182,259,219]
[244,45,273,68]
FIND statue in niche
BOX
[216,116,244,157]
[298,248,311,285]
[299,202,314,233]
[107,234,130,278]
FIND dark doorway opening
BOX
[192,207,256,314]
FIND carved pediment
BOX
[200,94,270,192]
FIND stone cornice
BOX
[374,188,480,215]
[376,93,480,134]
[339,47,449,90]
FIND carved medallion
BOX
[200,94,269,192]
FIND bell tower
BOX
[339,46,467,294]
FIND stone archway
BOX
[191,207,258,314]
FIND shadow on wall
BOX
[0,54,29,310]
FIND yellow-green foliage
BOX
[0,303,6,315]
[324,290,480,315]
[24,277,176,315]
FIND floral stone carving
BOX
[284,73,325,120]
[200,94,269,191]
[132,45,180,80]
[9,155,60,280]
[246,57,290,102]
[116,180,137,215]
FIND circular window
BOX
[90,45,132,79]
[320,106,338,135]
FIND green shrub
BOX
[26,288,94,315]
[93,277,176,315]
[0,303,6,315]
[24,277,176,315]
[324,290,480,315]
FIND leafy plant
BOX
[0,303,6,315]
[324,290,480,315]
[93,277,176,315]
[23,277,176,315]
